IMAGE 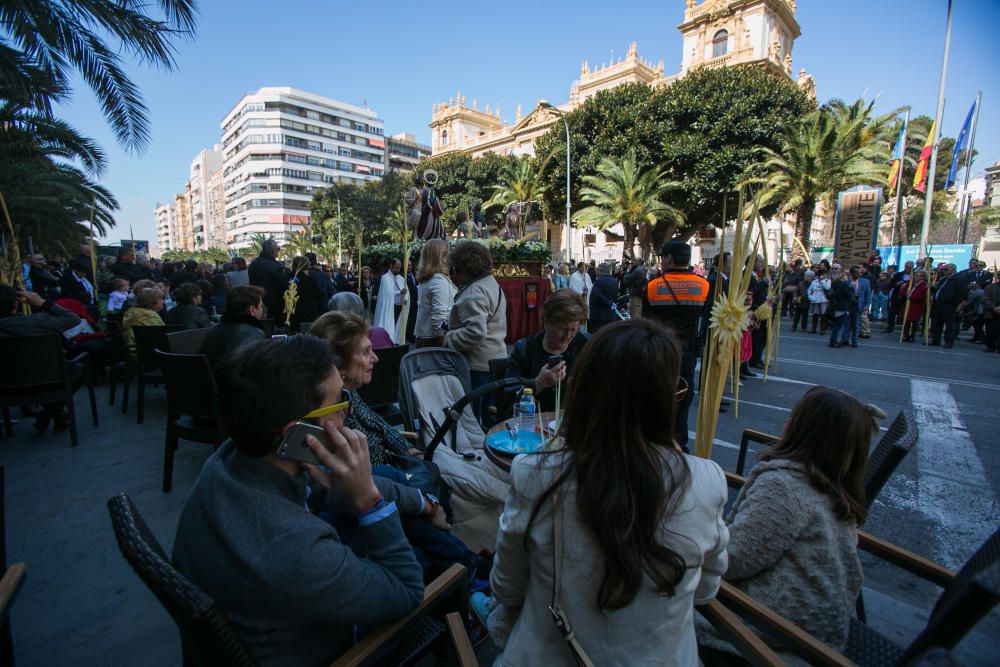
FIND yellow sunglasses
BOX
[303,398,352,419]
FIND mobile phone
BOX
[547,355,563,369]
[275,421,328,465]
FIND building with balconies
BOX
[187,146,223,250]
[220,87,385,250]
[154,203,172,254]
[386,132,430,173]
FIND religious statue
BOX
[405,170,444,240]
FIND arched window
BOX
[712,29,728,58]
[441,129,448,145]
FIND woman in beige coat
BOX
[444,241,507,420]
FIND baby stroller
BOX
[398,347,521,552]
[612,294,632,320]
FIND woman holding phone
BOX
[504,289,590,417]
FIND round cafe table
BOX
[484,412,556,473]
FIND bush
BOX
[360,239,552,271]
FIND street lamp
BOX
[539,100,571,262]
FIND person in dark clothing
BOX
[207,273,228,317]
[885,261,914,334]
[828,271,855,347]
[506,289,590,416]
[198,285,266,370]
[747,256,770,369]
[929,263,962,348]
[622,259,648,319]
[587,263,619,334]
[60,259,100,321]
[642,240,709,452]
[27,254,61,299]
[249,239,289,325]
[169,259,200,289]
[110,247,152,284]
[780,260,804,317]
[306,253,334,304]
[165,283,212,330]
[289,255,323,333]
[333,263,355,293]
[73,242,96,288]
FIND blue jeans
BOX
[871,293,889,320]
[829,313,850,345]
[850,309,861,345]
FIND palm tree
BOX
[484,155,550,237]
[572,151,684,261]
[0,0,198,153]
[759,97,894,252]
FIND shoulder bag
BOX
[548,490,596,667]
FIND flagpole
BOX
[890,108,909,265]
[919,0,953,260]
[958,91,982,245]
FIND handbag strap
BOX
[548,490,596,667]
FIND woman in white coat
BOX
[488,319,728,666]
[415,239,456,347]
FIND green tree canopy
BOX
[412,151,516,230]
[535,67,813,249]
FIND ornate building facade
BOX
[430,0,813,159]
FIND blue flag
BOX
[945,101,976,189]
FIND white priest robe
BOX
[373,271,405,344]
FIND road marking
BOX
[780,334,976,356]
[777,357,1000,391]
[906,380,999,569]
[687,431,738,451]
[757,373,815,386]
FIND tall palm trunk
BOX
[795,202,815,254]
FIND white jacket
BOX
[491,451,729,666]
[445,274,507,372]
[415,273,456,338]
[568,270,593,298]
[807,277,831,304]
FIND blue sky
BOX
[54,0,1000,247]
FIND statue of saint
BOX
[405,170,444,240]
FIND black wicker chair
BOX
[108,493,471,667]
[0,466,26,666]
[106,493,257,666]
[0,334,98,447]
[157,351,226,493]
[358,344,408,426]
[106,321,133,410]
[132,325,182,424]
[166,328,211,355]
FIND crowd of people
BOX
[4,235,996,666]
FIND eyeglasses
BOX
[303,396,352,419]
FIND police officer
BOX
[643,240,709,452]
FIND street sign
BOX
[834,186,882,266]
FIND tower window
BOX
[712,30,728,58]
[441,130,448,145]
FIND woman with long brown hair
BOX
[415,239,455,346]
[488,319,728,666]
[715,386,876,653]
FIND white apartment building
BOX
[154,203,172,253]
[220,87,385,249]
[187,146,224,250]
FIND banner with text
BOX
[834,186,882,266]
[877,244,974,269]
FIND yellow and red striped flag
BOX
[887,121,906,194]
[913,120,936,193]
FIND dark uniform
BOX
[643,268,710,451]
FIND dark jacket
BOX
[111,260,152,285]
[830,279,855,313]
[198,314,264,369]
[932,275,963,307]
[164,303,211,330]
[28,266,61,299]
[289,271,324,332]
[505,329,590,413]
[311,269,335,301]
[169,269,200,289]
[588,274,619,323]
[622,265,648,298]
[172,439,424,666]
[59,272,97,306]
[248,255,289,324]
[643,268,710,351]
[0,302,81,338]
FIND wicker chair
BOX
[157,351,226,493]
[0,466,26,666]
[132,325,182,424]
[0,334,98,447]
[166,328,211,355]
[109,492,474,667]
[358,344,408,426]
[106,321,134,410]
[107,494,257,666]
[714,525,1000,667]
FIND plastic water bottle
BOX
[517,389,537,434]
[210,305,219,323]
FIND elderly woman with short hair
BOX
[445,241,507,420]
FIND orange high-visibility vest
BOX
[644,270,710,342]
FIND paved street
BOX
[1,315,998,665]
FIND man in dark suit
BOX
[248,239,289,325]
[110,247,152,284]
[958,259,991,289]
[169,259,200,288]
[587,263,619,334]
[930,263,962,348]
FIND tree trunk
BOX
[622,224,636,264]
[795,202,815,255]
